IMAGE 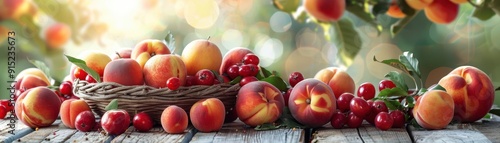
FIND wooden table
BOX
[1,114,499,143]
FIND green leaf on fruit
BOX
[210,70,224,84]
[260,66,273,78]
[65,55,102,83]
[27,59,53,84]
[261,76,288,92]
[346,0,383,34]
[428,84,446,92]
[376,87,408,99]
[256,71,265,80]
[373,56,411,75]
[399,51,421,78]
[402,96,415,108]
[255,123,281,131]
[383,99,404,110]
[473,0,495,21]
[385,71,409,91]
[417,88,427,96]
[278,108,306,129]
[105,99,118,111]
[410,118,423,129]
[163,31,176,54]
[330,18,362,67]
[230,76,242,85]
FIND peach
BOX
[112,49,132,60]
[406,0,434,10]
[235,81,285,127]
[15,68,51,86]
[103,59,144,86]
[15,87,61,128]
[131,39,170,68]
[424,0,459,24]
[314,67,355,99]
[161,105,188,134]
[190,98,225,132]
[0,0,30,20]
[289,79,336,127]
[60,99,91,128]
[438,66,495,123]
[77,51,112,77]
[413,90,454,129]
[219,47,253,75]
[17,75,49,92]
[143,54,187,88]
[386,0,406,18]
[181,39,222,75]
[303,0,345,22]
[45,23,71,48]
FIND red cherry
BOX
[166,77,181,90]
[390,110,406,128]
[379,79,396,91]
[0,105,7,119]
[238,65,253,77]
[243,54,259,65]
[195,69,215,86]
[85,75,97,83]
[0,100,13,111]
[288,72,304,87]
[239,76,258,86]
[75,111,96,132]
[349,97,371,118]
[347,112,363,128]
[330,111,347,129]
[337,93,354,112]
[247,64,259,77]
[185,75,195,86]
[226,65,240,79]
[74,68,88,80]
[357,82,375,100]
[133,112,153,132]
[59,81,73,96]
[375,112,393,131]
[365,100,389,125]
[283,88,293,107]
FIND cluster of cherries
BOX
[331,80,406,130]
[0,100,13,119]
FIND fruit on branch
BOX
[101,109,131,135]
[236,81,284,127]
[143,55,187,88]
[303,0,345,22]
[182,39,222,76]
[131,39,170,68]
[190,98,225,132]
[60,99,91,129]
[424,0,459,24]
[438,66,494,123]
[314,67,355,99]
[289,79,336,127]
[219,48,253,76]
[103,59,144,86]
[413,90,454,129]
[77,51,112,77]
[387,0,406,18]
[15,87,61,128]
[161,105,188,134]
[406,0,434,10]
[45,23,71,48]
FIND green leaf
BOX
[473,0,495,21]
[489,0,500,15]
[483,113,492,120]
[163,31,176,53]
[256,70,265,80]
[261,76,288,92]
[260,66,273,78]
[373,56,411,75]
[398,0,416,16]
[391,11,420,37]
[65,55,101,83]
[376,87,408,98]
[27,59,52,84]
[410,118,423,129]
[495,86,500,91]
[105,99,118,111]
[210,70,224,84]
[346,1,383,34]
[372,0,390,16]
[402,96,415,108]
[383,99,403,110]
[385,71,409,91]
[272,0,301,13]
[428,84,446,92]
[330,18,362,67]
[255,123,281,131]
[229,76,242,85]
[399,51,421,78]
[278,108,306,128]
[489,109,500,117]
[417,88,428,96]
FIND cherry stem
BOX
[115,52,122,59]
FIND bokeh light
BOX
[221,29,244,50]
[270,11,292,33]
[365,43,403,79]
[285,47,330,79]
[184,0,220,29]
[254,36,284,67]
[425,67,453,88]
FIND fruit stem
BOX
[115,52,122,59]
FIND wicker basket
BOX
[72,79,240,123]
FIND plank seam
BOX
[356,128,365,143]
[405,124,416,143]
[181,127,197,143]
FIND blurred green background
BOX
[1,0,499,106]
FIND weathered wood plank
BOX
[190,120,304,143]
[411,123,490,143]
[470,121,500,142]
[0,115,32,143]
[312,127,362,143]
[16,120,62,142]
[111,126,190,143]
[39,128,77,143]
[63,128,112,143]
[358,124,412,143]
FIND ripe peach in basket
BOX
[438,66,495,123]
[103,59,144,86]
[131,39,170,68]
[235,81,285,127]
[182,39,222,76]
[15,87,61,128]
[74,50,112,78]
[143,54,187,88]
[190,98,225,132]
[60,99,91,128]
[161,105,188,134]
[314,67,355,99]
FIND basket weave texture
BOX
[73,79,240,123]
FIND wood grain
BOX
[0,115,31,143]
[358,124,412,143]
[312,127,362,143]
[411,123,490,143]
[16,120,62,142]
[111,126,189,143]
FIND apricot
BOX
[190,98,225,132]
[413,90,454,129]
[45,23,71,48]
[406,0,434,10]
[424,0,459,24]
[387,0,406,18]
[60,99,91,128]
[161,105,188,134]
[314,67,355,99]
[303,0,345,22]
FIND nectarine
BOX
[190,98,225,132]
[413,90,454,129]
[289,79,336,127]
[314,67,355,99]
[236,81,285,127]
[15,87,61,128]
[143,55,187,88]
